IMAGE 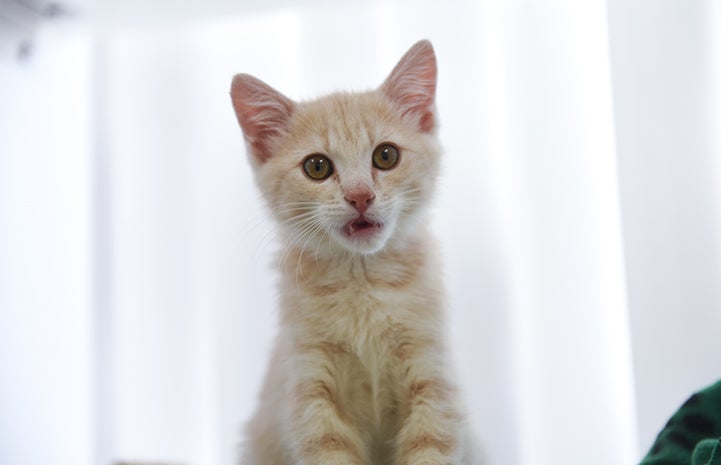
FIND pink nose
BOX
[344,190,375,214]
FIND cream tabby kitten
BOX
[230,40,477,465]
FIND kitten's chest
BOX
[302,284,409,434]
[285,254,439,354]
[305,283,404,353]
[282,259,441,447]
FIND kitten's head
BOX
[230,40,440,256]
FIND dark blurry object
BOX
[639,379,721,465]
[0,0,75,61]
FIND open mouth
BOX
[343,216,382,237]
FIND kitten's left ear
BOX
[381,40,438,133]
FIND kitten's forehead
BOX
[290,91,396,165]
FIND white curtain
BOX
[1,1,720,465]
[0,24,94,465]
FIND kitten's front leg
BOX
[287,342,367,465]
[394,340,464,465]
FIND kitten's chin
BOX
[334,216,395,255]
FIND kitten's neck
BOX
[278,229,435,290]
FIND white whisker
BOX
[294,219,328,288]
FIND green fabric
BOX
[640,380,721,465]
[692,438,721,465]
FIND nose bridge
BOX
[340,159,375,214]
[343,173,374,194]
[339,152,374,193]
[342,176,373,196]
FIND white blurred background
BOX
[1,1,720,465]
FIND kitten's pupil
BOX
[303,154,333,180]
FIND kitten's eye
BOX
[372,143,400,170]
[302,154,334,180]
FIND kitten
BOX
[230,40,477,465]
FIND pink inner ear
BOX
[381,40,438,133]
[230,74,295,163]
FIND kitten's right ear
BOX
[381,40,437,133]
[230,74,295,164]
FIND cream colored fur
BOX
[231,40,478,465]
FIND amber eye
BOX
[302,154,333,180]
[372,143,400,170]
